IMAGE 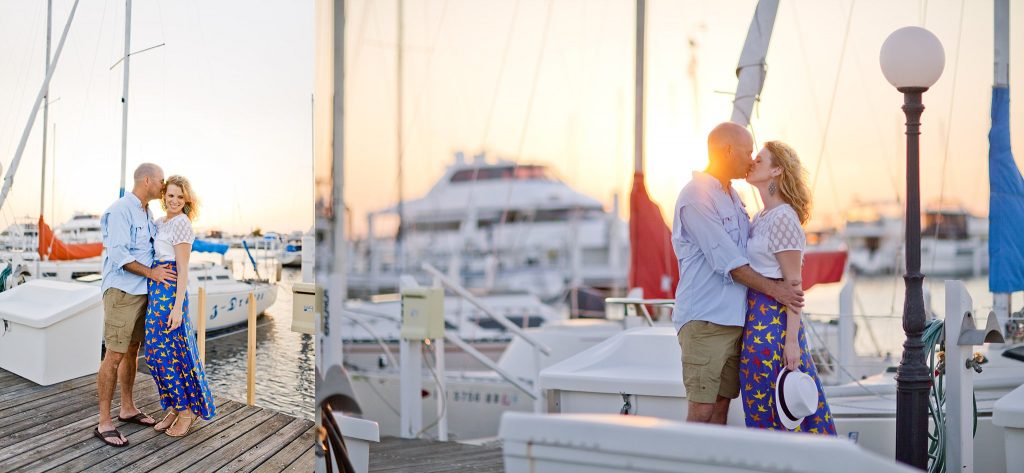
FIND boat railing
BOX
[603,297,675,327]
[421,263,552,357]
[417,262,550,440]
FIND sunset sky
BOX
[0,1,314,234]
[341,0,1023,236]
[3,1,1022,238]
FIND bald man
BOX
[670,122,804,425]
[94,163,177,447]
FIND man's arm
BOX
[123,261,176,284]
[730,265,803,309]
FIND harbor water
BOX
[803,274,996,358]
[192,248,314,421]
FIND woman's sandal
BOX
[154,412,179,432]
[165,414,199,437]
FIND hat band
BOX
[778,370,800,423]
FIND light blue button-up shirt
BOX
[101,192,157,296]
[670,171,751,332]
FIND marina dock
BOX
[369,437,504,473]
[0,367,314,472]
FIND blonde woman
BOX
[739,141,835,434]
[145,175,216,437]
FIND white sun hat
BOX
[774,368,818,430]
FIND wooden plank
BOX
[281,447,314,472]
[0,378,109,428]
[76,401,258,473]
[251,429,316,473]
[368,437,505,473]
[122,406,277,473]
[1,398,165,472]
[178,412,296,473]
[0,382,158,448]
[0,369,21,383]
[0,374,96,411]
[206,417,313,473]
[0,377,37,395]
[14,399,241,473]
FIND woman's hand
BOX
[168,307,183,332]
[784,337,801,371]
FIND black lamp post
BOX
[880,27,945,470]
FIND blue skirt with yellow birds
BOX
[144,260,216,419]
[740,288,835,434]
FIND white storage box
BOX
[0,280,102,385]
[993,383,1024,472]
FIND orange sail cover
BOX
[628,172,679,299]
[38,216,103,260]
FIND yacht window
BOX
[450,165,551,183]
[1004,346,1024,363]
[475,315,545,330]
[216,275,230,280]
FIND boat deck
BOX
[369,437,504,472]
[0,367,314,472]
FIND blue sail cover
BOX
[193,238,229,255]
[989,86,1024,293]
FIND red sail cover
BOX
[801,250,847,291]
[629,172,679,299]
[38,216,103,261]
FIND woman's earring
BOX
[768,180,777,196]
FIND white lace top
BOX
[154,214,195,261]
[747,204,805,279]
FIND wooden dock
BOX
[0,368,314,472]
[369,437,504,473]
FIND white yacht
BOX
[842,202,904,275]
[54,212,103,244]
[348,152,629,301]
[0,221,38,251]
[920,206,988,277]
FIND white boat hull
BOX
[190,280,277,331]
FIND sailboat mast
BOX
[119,0,133,198]
[995,0,1009,88]
[992,0,1011,326]
[633,0,645,174]
[0,0,82,212]
[730,0,779,127]
[41,0,52,217]
[395,0,405,274]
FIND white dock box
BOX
[993,382,1024,472]
[0,280,102,385]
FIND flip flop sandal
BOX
[118,412,158,427]
[94,427,129,447]
[166,415,199,438]
[154,413,179,432]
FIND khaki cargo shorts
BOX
[678,320,743,404]
[103,288,148,354]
